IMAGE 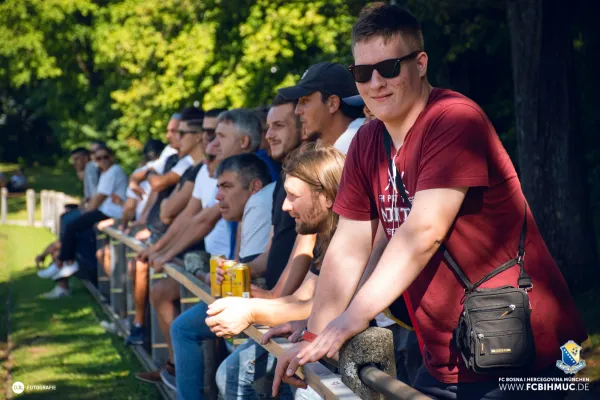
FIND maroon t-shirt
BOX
[334,88,587,383]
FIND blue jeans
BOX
[170,302,217,400]
[216,339,294,400]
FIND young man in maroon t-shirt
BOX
[273,3,587,399]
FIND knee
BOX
[215,359,228,394]
[170,313,186,342]
[136,261,148,279]
[150,281,165,307]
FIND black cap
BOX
[278,62,358,100]
[342,95,365,107]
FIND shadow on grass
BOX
[9,265,161,400]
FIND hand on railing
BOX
[272,342,311,395]
[205,297,254,338]
[262,319,307,344]
[150,253,170,272]
[136,246,154,262]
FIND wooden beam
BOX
[102,226,359,400]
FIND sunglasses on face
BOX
[178,129,201,136]
[95,155,110,161]
[348,51,421,83]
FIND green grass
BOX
[1,163,82,198]
[0,225,161,400]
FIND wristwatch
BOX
[300,329,318,343]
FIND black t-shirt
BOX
[177,163,203,191]
[263,175,297,289]
[147,154,180,234]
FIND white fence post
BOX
[26,189,36,226]
[0,188,7,224]
[40,190,46,228]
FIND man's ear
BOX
[249,178,263,194]
[416,51,428,79]
[239,134,251,150]
[328,95,341,114]
[322,193,333,209]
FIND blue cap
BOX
[171,112,181,120]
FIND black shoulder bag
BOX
[382,129,536,375]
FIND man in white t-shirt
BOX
[169,152,275,398]
[277,61,365,153]
[214,153,274,263]
[39,146,128,298]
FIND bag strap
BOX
[381,128,531,293]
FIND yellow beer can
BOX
[222,260,237,297]
[231,263,251,298]
[209,255,226,298]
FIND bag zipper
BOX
[467,304,516,316]
[476,330,523,355]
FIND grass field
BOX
[0,225,161,400]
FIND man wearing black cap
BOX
[278,62,364,155]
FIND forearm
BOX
[306,219,376,333]
[152,205,192,251]
[161,207,220,260]
[274,234,316,298]
[247,251,268,278]
[356,223,388,291]
[87,194,107,211]
[139,192,157,223]
[160,186,192,223]
[147,173,177,193]
[250,298,313,327]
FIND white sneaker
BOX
[41,285,71,299]
[51,261,80,280]
[37,263,59,279]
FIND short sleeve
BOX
[239,184,274,259]
[416,104,490,192]
[171,156,193,177]
[333,126,378,221]
[96,166,115,196]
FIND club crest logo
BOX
[556,340,586,374]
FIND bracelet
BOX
[301,329,318,343]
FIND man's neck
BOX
[385,83,433,148]
[188,146,204,165]
[320,114,354,147]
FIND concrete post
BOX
[1,187,7,224]
[26,189,36,226]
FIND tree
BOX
[507,0,599,290]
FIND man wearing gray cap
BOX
[278,62,364,154]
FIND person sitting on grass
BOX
[37,146,128,298]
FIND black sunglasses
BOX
[178,129,201,136]
[95,155,110,161]
[348,51,421,83]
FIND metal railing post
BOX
[110,239,127,319]
[125,250,137,328]
[96,230,110,300]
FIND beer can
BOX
[231,263,251,298]
[209,255,226,298]
[221,260,237,297]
